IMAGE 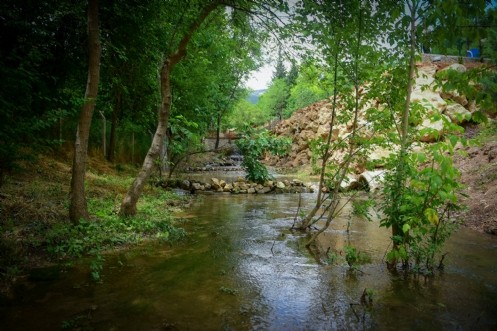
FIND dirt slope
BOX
[455,137,497,234]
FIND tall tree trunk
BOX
[99,110,106,157]
[119,1,221,217]
[215,113,221,150]
[389,0,418,264]
[299,46,339,230]
[305,3,363,246]
[107,91,121,162]
[69,0,101,224]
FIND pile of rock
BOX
[157,171,389,194]
[185,166,243,172]
[157,177,315,194]
[265,63,478,171]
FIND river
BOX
[1,193,497,330]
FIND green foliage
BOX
[273,47,287,80]
[285,62,331,117]
[325,249,339,265]
[257,78,290,121]
[90,252,104,282]
[379,96,465,272]
[435,66,496,118]
[46,191,185,261]
[426,0,492,56]
[225,98,270,129]
[0,0,86,177]
[235,127,290,183]
[167,115,203,171]
[366,0,489,273]
[344,245,371,269]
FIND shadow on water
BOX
[1,193,497,330]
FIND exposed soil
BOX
[454,126,497,234]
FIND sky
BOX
[244,63,273,91]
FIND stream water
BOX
[1,193,497,330]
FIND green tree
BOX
[273,46,287,80]
[285,61,331,117]
[294,0,383,245]
[286,61,299,87]
[236,127,290,183]
[225,98,270,129]
[99,0,165,163]
[69,0,101,224]
[163,9,262,174]
[0,0,87,186]
[119,0,290,216]
[375,0,487,272]
[427,0,493,56]
[119,1,224,216]
[258,78,290,121]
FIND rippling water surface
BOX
[2,193,497,330]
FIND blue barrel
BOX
[467,48,480,58]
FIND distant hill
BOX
[247,89,266,104]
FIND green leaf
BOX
[424,208,439,225]
[402,223,411,233]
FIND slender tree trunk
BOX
[69,0,101,224]
[299,48,339,230]
[215,113,221,150]
[390,0,418,262]
[119,1,221,216]
[119,61,172,216]
[305,4,363,246]
[214,75,242,150]
[107,91,121,162]
[131,132,135,164]
[99,110,106,157]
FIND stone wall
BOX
[422,53,488,64]
[203,137,236,150]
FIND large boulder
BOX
[438,63,467,75]
[415,65,437,87]
[223,183,233,192]
[256,186,272,194]
[440,90,468,107]
[211,178,221,190]
[340,174,360,191]
[411,89,447,113]
[444,103,471,124]
[180,180,191,190]
[191,182,204,191]
[417,115,449,142]
[358,170,386,191]
[368,145,396,167]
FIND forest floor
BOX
[0,151,190,294]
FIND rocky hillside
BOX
[265,62,474,170]
[265,61,497,234]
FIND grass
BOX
[0,153,189,289]
[477,119,497,143]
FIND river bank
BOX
[1,119,496,294]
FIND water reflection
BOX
[1,193,497,330]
